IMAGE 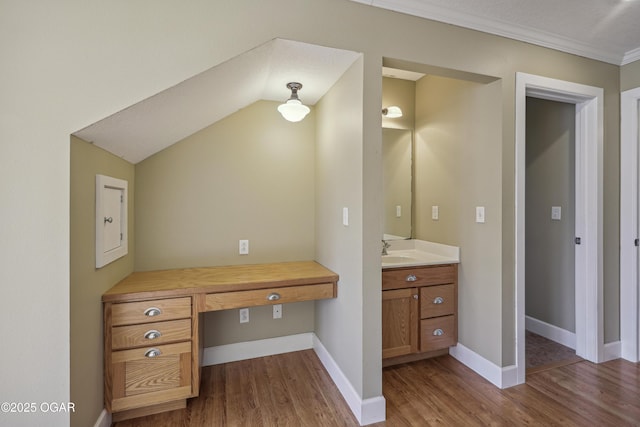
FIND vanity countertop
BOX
[382,239,459,269]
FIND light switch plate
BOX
[396,205,402,218]
[343,207,349,226]
[476,206,485,223]
[551,206,562,220]
[432,206,439,220]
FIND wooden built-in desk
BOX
[103,261,338,421]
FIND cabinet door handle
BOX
[267,292,281,301]
[413,294,419,300]
[144,307,162,317]
[405,274,417,282]
[433,296,444,304]
[144,348,162,358]
[144,329,162,340]
[433,328,444,336]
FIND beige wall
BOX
[135,100,316,346]
[621,60,640,91]
[315,56,372,397]
[1,1,624,425]
[414,75,504,362]
[525,98,576,332]
[70,136,135,427]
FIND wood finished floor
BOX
[112,350,640,427]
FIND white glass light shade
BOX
[382,106,403,118]
[278,99,310,122]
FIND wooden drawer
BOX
[205,282,335,311]
[111,297,191,326]
[420,315,456,352]
[112,319,191,350]
[420,284,455,319]
[110,341,192,412]
[382,265,455,290]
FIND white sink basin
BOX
[380,241,460,268]
[381,255,421,264]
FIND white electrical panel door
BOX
[96,175,128,268]
[102,187,124,252]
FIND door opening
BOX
[524,97,578,373]
[515,73,604,385]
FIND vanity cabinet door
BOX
[382,288,418,359]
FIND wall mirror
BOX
[382,127,412,240]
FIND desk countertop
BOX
[103,261,339,303]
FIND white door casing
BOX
[620,87,640,362]
[515,73,604,385]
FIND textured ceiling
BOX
[352,0,640,64]
[74,39,361,164]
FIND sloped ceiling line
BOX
[74,39,361,164]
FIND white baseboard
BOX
[202,332,314,365]
[604,341,621,362]
[94,409,111,427]
[526,315,576,349]
[449,343,519,389]
[312,335,386,426]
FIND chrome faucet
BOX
[382,239,391,256]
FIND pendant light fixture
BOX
[278,82,310,122]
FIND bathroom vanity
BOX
[381,240,459,366]
[102,261,338,421]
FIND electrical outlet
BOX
[273,304,282,319]
[239,239,249,255]
[239,308,249,323]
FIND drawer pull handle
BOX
[433,296,444,304]
[144,330,162,340]
[144,348,161,358]
[406,274,417,282]
[267,292,281,301]
[433,328,444,336]
[144,307,162,317]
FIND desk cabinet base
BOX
[112,399,187,423]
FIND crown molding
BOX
[353,0,627,65]
[622,47,640,66]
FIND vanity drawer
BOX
[420,284,455,319]
[205,282,335,311]
[112,319,192,350]
[420,315,456,352]
[382,265,456,290]
[111,297,191,326]
[110,341,192,412]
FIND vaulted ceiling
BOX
[74,39,360,164]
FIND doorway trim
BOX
[515,72,604,384]
[620,86,640,362]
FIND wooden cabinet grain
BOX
[382,264,458,365]
[103,261,339,421]
[104,296,196,421]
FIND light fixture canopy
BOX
[278,82,310,122]
[382,106,403,118]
